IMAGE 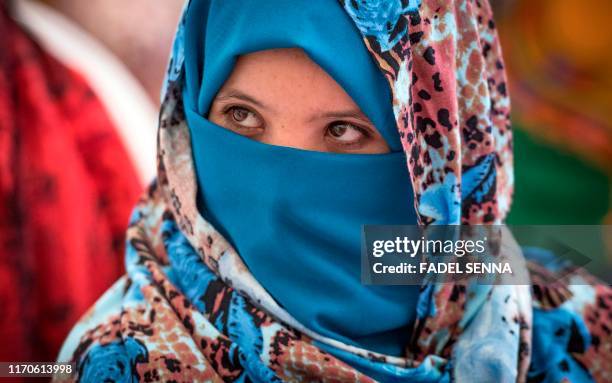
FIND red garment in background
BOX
[0,4,142,363]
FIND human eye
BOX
[223,105,264,134]
[325,122,370,149]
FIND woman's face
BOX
[208,48,390,154]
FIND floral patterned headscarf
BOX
[56,1,610,382]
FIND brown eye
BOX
[327,123,365,142]
[228,106,262,128]
[232,108,248,121]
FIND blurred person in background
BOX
[0,0,180,364]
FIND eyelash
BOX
[220,105,373,149]
[325,122,372,148]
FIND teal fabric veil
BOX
[182,0,420,356]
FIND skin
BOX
[208,48,390,154]
[44,0,184,105]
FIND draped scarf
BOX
[56,1,611,382]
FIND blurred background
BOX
[493,0,612,225]
[0,0,610,368]
[0,0,183,369]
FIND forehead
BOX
[219,48,360,113]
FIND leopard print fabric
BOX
[342,0,512,226]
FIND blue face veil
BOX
[183,0,419,356]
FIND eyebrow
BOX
[214,89,272,111]
[308,110,373,125]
